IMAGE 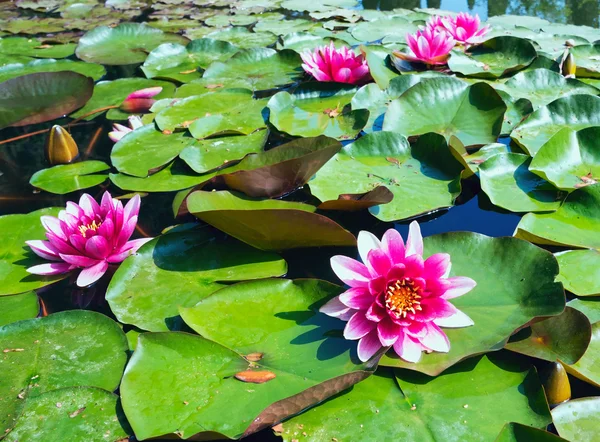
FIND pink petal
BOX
[424,253,451,280]
[27,262,72,275]
[69,234,87,253]
[40,216,67,241]
[393,332,423,363]
[330,255,371,287]
[357,329,383,362]
[78,194,101,219]
[357,231,381,264]
[126,87,162,99]
[344,311,376,340]
[115,216,138,249]
[100,191,114,216]
[377,318,401,346]
[403,254,424,279]
[85,236,110,260]
[381,228,405,263]
[405,221,423,257]
[366,249,392,278]
[434,309,474,328]
[98,217,114,242]
[420,323,450,352]
[123,194,141,222]
[441,276,477,299]
[365,301,386,322]
[339,287,373,310]
[333,67,352,83]
[46,232,79,255]
[26,240,61,261]
[59,253,100,268]
[76,260,109,287]
[320,296,354,319]
[418,297,457,321]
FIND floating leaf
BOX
[495,423,568,442]
[0,37,76,58]
[350,16,417,42]
[106,228,287,332]
[515,184,600,249]
[29,161,110,194]
[556,249,600,297]
[110,160,205,192]
[569,44,600,78]
[0,71,93,129]
[206,27,277,49]
[317,186,394,211]
[383,77,506,147]
[569,298,600,324]
[75,22,188,65]
[0,59,105,83]
[379,232,565,375]
[361,44,400,89]
[552,397,600,441]
[462,143,510,174]
[0,292,38,327]
[278,32,347,53]
[187,190,356,251]
[564,322,600,388]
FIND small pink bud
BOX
[120,87,162,113]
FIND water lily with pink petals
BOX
[438,13,490,46]
[108,116,144,143]
[120,87,162,113]
[396,27,455,66]
[301,42,372,85]
[321,222,475,363]
[26,192,152,288]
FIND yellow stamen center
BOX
[78,220,102,238]
[385,279,422,319]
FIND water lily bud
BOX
[119,87,162,113]
[562,52,576,78]
[565,39,576,48]
[44,125,79,165]
[542,362,571,407]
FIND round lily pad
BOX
[0,58,106,83]
[495,423,567,442]
[75,22,188,65]
[564,321,600,388]
[556,249,600,297]
[0,37,76,58]
[552,397,600,441]
[379,232,565,375]
[350,16,418,43]
[0,292,38,327]
[515,184,600,250]
[278,32,347,53]
[267,83,369,140]
[253,18,322,35]
[529,127,600,190]
[479,153,564,213]
[569,298,600,324]
[206,27,277,49]
[110,160,205,192]
[383,77,506,147]
[462,143,510,174]
[29,161,110,194]
[106,228,287,331]
[569,44,600,78]
[309,132,464,222]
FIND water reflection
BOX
[361,0,600,27]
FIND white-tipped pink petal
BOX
[339,287,373,310]
[393,333,423,363]
[27,262,72,275]
[344,311,377,340]
[25,240,61,261]
[420,323,450,353]
[357,230,382,264]
[76,260,109,287]
[126,86,162,99]
[330,255,371,287]
[320,296,354,319]
[434,310,474,328]
[377,319,401,346]
[405,221,424,257]
[442,276,477,299]
[357,329,383,362]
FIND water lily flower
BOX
[120,87,162,113]
[108,116,144,143]
[301,42,371,85]
[438,13,490,46]
[396,27,455,66]
[320,222,476,363]
[26,192,152,287]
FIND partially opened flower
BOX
[301,42,371,84]
[120,87,162,113]
[440,13,490,46]
[108,116,144,143]
[321,222,475,363]
[396,27,455,66]
[26,192,152,287]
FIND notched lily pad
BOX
[29,161,110,195]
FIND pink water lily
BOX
[108,115,144,143]
[301,42,371,85]
[438,13,490,46]
[120,87,162,113]
[26,192,152,287]
[397,27,455,66]
[321,222,475,363]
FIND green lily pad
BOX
[569,44,600,78]
[479,153,563,213]
[487,15,550,29]
[186,190,356,251]
[281,355,551,441]
[493,69,599,109]
[106,228,287,331]
[564,321,600,388]
[569,298,600,324]
[0,71,93,129]
[205,14,257,27]
[111,124,195,177]
[75,22,188,65]
[29,161,110,195]
[515,184,600,250]
[309,132,464,222]
[3,387,131,442]
[462,143,511,174]
[0,310,128,433]
[179,129,268,174]
[529,127,600,190]
[552,397,600,441]
[155,88,266,135]
[383,77,506,147]
[495,423,568,442]
[267,83,369,140]
[278,32,347,53]
[380,232,565,375]
[505,307,591,365]
[110,160,205,192]
[281,0,358,12]
[0,207,68,296]
[495,89,534,135]
[202,48,302,92]
[0,292,38,327]
[0,58,106,83]
[448,37,537,79]
[253,18,322,36]
[350,16,418,43]
[361,44,400,89]
[70,78,176,120]
[141,38,239,83]
[510,94,600,156]
[556,249,600,297]
[0,37,76,58]
[207,27,277,49]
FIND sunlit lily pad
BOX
[515,184,600,249]
[75,22,188,65]
[3,387,131,442]
[0,71,93,128]
[278,32,347,53]
[479,153,563,213]
[350,16,418,43]
[361,44,400,89]
[0,58,106,83]
[207,27,277,49]
[280,355,550,441]
[552,397,600,441]
[253,18,322,35]
[569,44,600,78]
[569,298,600,324]
[0,291,38,327]
[187,190,356,250]
[462,143,510,174]
[529,127,600,190]
[201,48,302,91]
[383,77,506,147]
[106,228,287,331]
[110,160,204,192]
[448,37,537,79]
[495,423,567,442]
[511,94,600,156]
[564,321,600,388]
[556,250,600,297]
[0,311,128,433]
[309,132,464,222]
[0,37,76,58]
[141,38,239,83]
[267,83,369,139]
[29,161,110,194]
[379,232,565,375]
